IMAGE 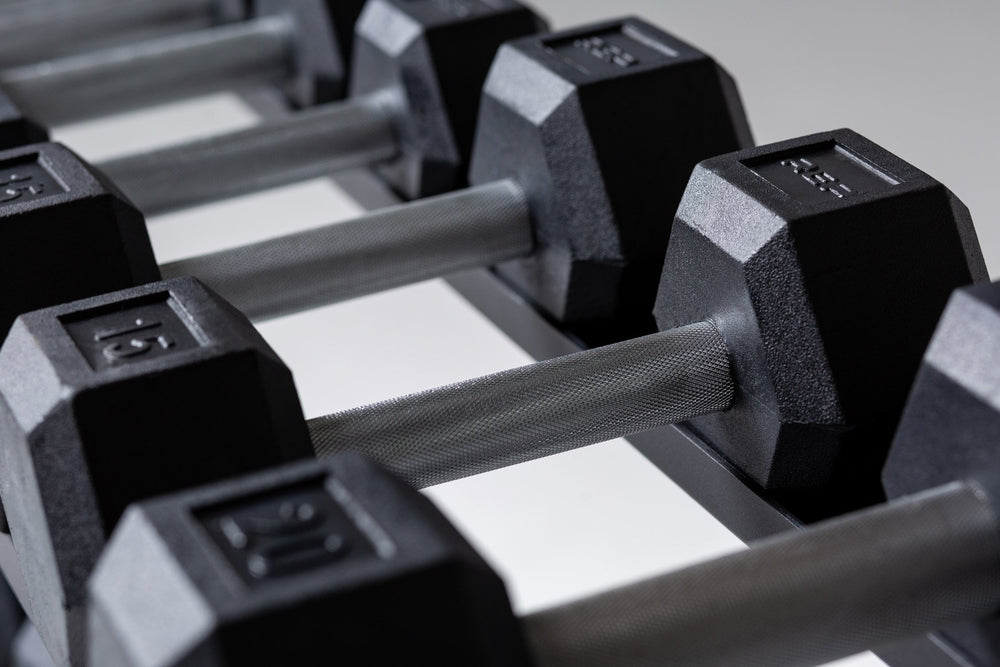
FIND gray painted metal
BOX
[523,482,1000,667]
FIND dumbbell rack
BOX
[241,87,986,667]
[446,272,976,667]
[0,275,975,665]
[0,29,992,667]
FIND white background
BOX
[49,1,1000,665]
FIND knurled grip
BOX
[161,179,535,321]
[522,482,1000,667]
[101,97,398,214]
[309,322,734,488]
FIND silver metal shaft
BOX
[99,97,399,214]
[0,15,293,125]
[309,322,734,488]
[524,482,1000,667]
[0,0,227,68]
[160,179,535,320]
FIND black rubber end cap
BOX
[656,129,987,510]
[0,277,311,665]
[89,455,530,667]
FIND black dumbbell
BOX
[0,0,245,69]
[0,17,751,344]
[0,129,982,663]
[97,0,549,209]
[0,0,370,139]
[293,128,985,518]
[86,293,1000,667]
[89,454,531,667]
[0,278,313,666]
[0,274,522,667]
[4,0,549,207]
[156,16,752,337]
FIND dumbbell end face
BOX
[884,282,1000,502]
[469,17,753,342]
[0,90,47,151]
[351,0,548,199]
[255,0,369,106]
[0,142,159,340]
[89,455,530,667]
[0,278,312,665]
[655,129,987,509]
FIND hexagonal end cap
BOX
[884,282,1000,500]
[89,456,531,667]
[0,142,158,338]
[255,0,368,105]
[469,17,752,342]
[350,0,547,198]
[0,278,312,664]
[655,129,986,511]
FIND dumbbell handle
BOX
[308,321,734,488]
[523,481,1000,667]
[0,14,293,125]
[99,96,399,214]
[160,179,536,320]
[0,0,229,68]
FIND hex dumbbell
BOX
[89,455,532,667]
[3,0,548,205]
[0,278,314,666]
[0,0,369,137]
[87,290,1000,667]
[0,0,245,69]
[0,128,982,663]
[303,128,985,515]
[0,17,751,343]
[0,275,525,667]
[156,16,753,337]
[98,0,549,209]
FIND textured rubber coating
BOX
[161,180,534,320]
[309,323,734,488]
[523,482,1000,667]
[0,15,293,125]
[100,96,398,214]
